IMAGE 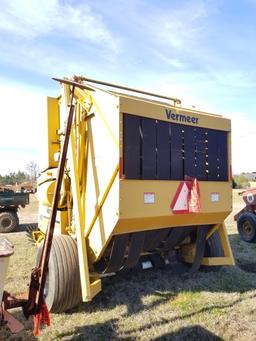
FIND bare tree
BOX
[26,160,39,181]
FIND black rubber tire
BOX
[204,230,224,257]
[0,211,19,233]
[36,235,82,313]
[237,212,256,243]
[200,230,224,272]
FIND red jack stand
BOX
[0,291,26,334]
[0,308,24,334]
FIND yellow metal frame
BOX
[68,109,101,302]
[85,163,119,238]
[119,96,231,131]
[46,97,60,169]
[181,223,235,266]
[32,230,45,245]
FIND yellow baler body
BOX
[38,80,234,303]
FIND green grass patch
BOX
[171,291,201,313]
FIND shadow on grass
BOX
[153,325,223,341]
[56,318,132,341]
[57,322,223,341]
[68,263,256,320]
[124,292,256,336]
[17,223,38,233]
[64,232,256,319]
[4,291,251,341]
[229,232,256,273]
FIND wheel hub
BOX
[1,218,11,228]
[243,221,253,236]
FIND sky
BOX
[0,0,256,174]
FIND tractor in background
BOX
[0,188,29,233]
[235,189,256,242]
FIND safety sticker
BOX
[211,192,220,202]
[144,192,155,204]
[171,182,190,213]
[171,179,201,214]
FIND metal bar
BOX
[103,234,129,273]
[69,125,92,301]
[88,93,119,146]
[74,75,181,105]
[78,118,86,227]
[75,85,118,147]
[218,223,235,264]
[182,256,235,266]
[52,77,95,91]
[80,114,95,234]
[206,224,219,240]
[143,228,170,251]
[189,225,209,273]
[85,164,119,239]
[163,227,194,251]
[25,86,76,316]
[123,232,145,269]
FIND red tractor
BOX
[235,189,256,242]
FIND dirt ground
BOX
[16,193,39,230]
[1,190,256,341]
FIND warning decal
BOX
[171,179,201,214]
[171,182,190,213]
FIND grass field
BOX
[1,191,256,340]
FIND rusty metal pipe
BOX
[73,75,181,105]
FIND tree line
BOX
[233,174,249,189]
[0,171,29,185]
[0,161,252,189]
[0,161,39,186]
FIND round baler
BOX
[34,77,234,312]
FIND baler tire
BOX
[36,235,82,313]
[204,230,224,257]
[0,211,19,233]
[201,230,224,272]
[237,212,256,243]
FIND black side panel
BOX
[195,128,207,180]
[123,113,228,181]
[141,118,157,179]
[207,130,219,181]
[157,121,170,179]
[208,130,228,181]
[217,131,228,181]
[184,126,196,178]
[123,114,141,179]
[170,124,184,180]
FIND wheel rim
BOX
[1,218,11,228]
[242,220,254,238]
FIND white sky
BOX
[0,81,47,174]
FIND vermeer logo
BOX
[165,109,199,124]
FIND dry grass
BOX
[1,191,256,340]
